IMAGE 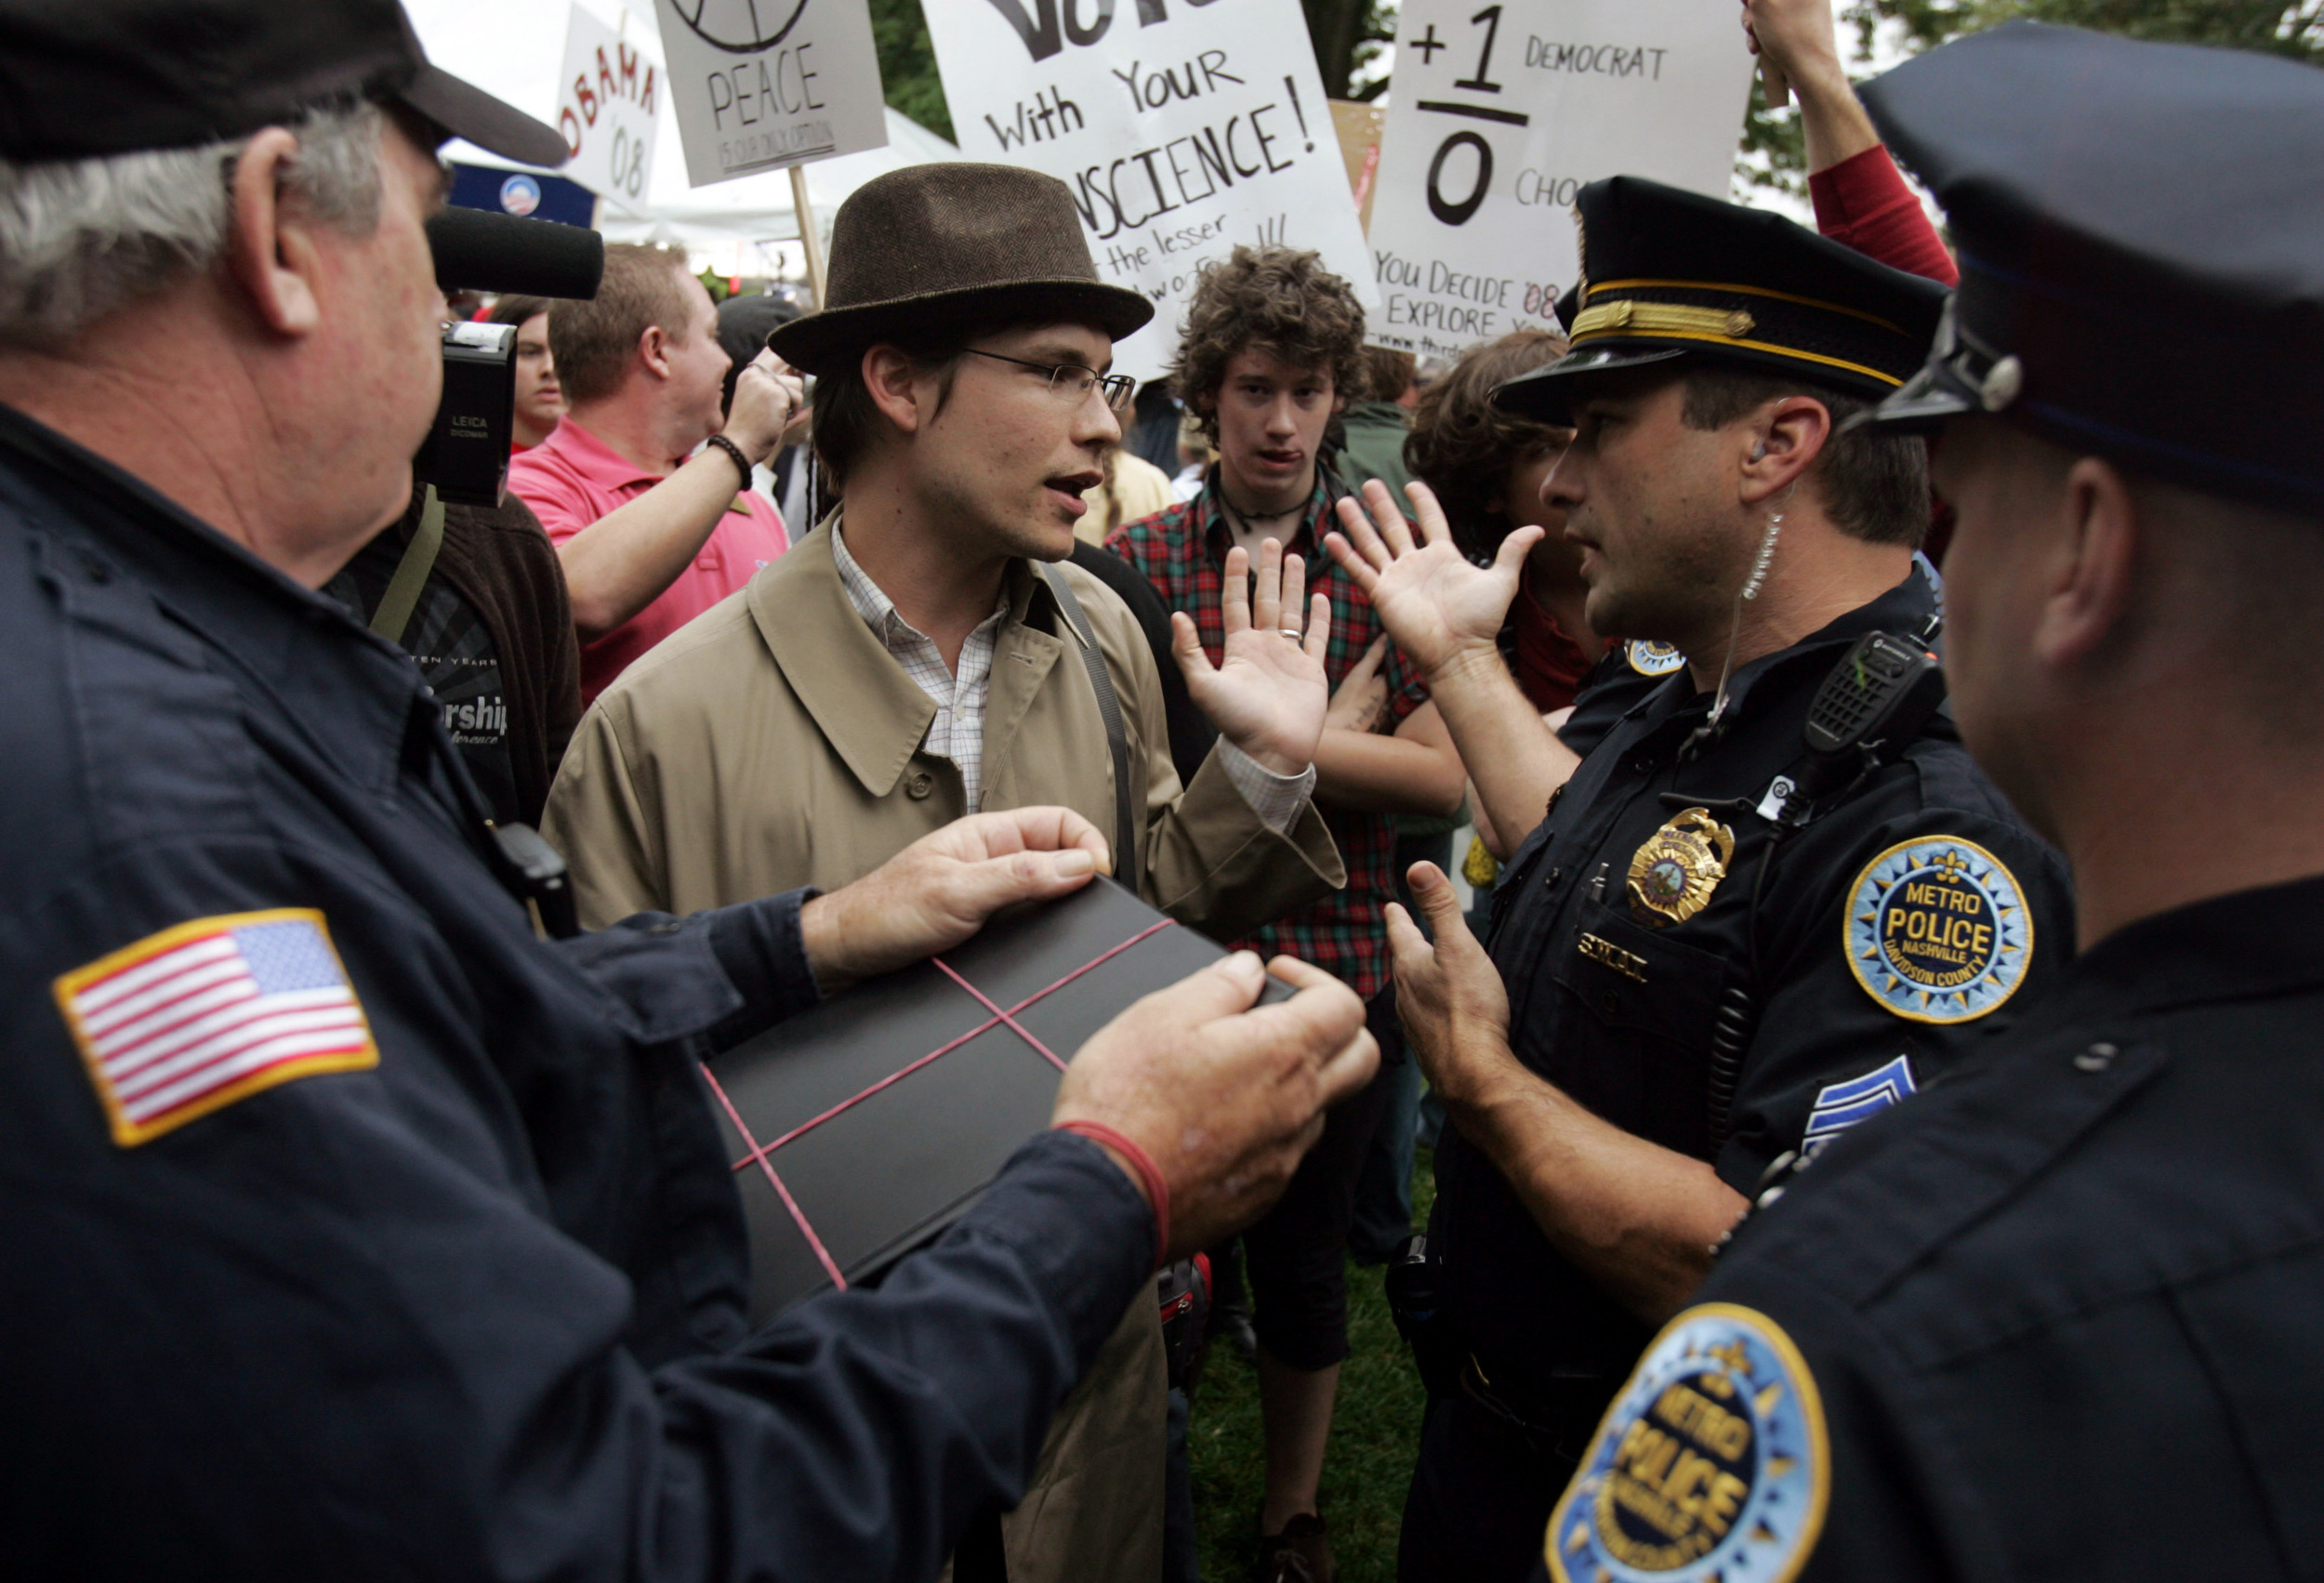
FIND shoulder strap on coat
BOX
[1037,561,1140,894]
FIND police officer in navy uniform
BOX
[1543,25,2324,1580]
[1327,178,2076,1581]
[0,4,1378,1576]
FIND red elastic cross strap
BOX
[707,917,1181,1299]
[1055,1119,1169,1271]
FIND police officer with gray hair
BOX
[0,4,1376,1576]
[1545,24,2324,1580]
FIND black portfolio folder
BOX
[700,879,1286,1322]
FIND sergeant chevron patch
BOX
[1548,1302,1829,1583]
[1843,837,2031,1024]
[1803,1054,1918,1154]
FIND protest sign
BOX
[1365,0,1752,358]
[554,7,661,215]
[922,0,1377,382]
[652,0,888,188]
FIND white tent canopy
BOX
[403,0,959,274]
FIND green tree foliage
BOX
[1304,0,1398,99]
[1741,0,2320,193]
[869,0,952,142]
[1857,0,2320,60]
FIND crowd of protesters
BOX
[2,0,2317,1578]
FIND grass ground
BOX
[1188,1149,1435,1583]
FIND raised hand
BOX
[723,348,809,464]
[1055,953,1377,1260]
[1325,479,1540,682]
[1171,536,1332,775]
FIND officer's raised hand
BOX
[1055,952,1377,1260]
[799,806,1112,991]
[1327,478,1539,683]
[1384,860,1521,1109]
[1170,536,1332,774]
[1389,860,1746,1322]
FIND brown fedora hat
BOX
[769,163,1155,377]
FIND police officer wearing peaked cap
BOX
[1548,24,2324,1581]
[0,3,1378,1576]
[1330,174,2077,1581]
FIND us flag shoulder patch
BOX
[54,909,378,1147]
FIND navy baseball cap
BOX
[1859,23,2324,511]
[0,0,567,169]
[1495,176,1947,425]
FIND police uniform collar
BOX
[1859,24,2324,511]
[0,403,428,797]
[2053,874,2324,1027]
[1631,569,1938,734]
[0,403,383,630]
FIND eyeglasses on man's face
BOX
[966,348,1138,413]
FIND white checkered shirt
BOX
[830,526,1312,830]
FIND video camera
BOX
[416,206,605,506]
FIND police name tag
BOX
[1548,1303,1828,1583]
[1844,837,2032,1023]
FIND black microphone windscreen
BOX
[426,206,605,300]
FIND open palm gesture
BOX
[1325,479,1541,679]
[1171,536,1331,775]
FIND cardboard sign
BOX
[1365,0,1753,358]
[653,0,888,188]
[922,0,1378,383]
[554,6,660,216]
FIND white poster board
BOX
[923,0,1379,383]
[1365,0,1753,358]
[554,7,662,215]
[652,0,888,188]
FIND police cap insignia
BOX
[1844,837,2032,1023]
[1628,809,1735,928]
[1628,640,1687,678]
[1548,1302,1829,1583]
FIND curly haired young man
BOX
[1110,245,1466,1583]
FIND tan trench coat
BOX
[542,518,1344,1583]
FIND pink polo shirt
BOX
[509,417,789,702]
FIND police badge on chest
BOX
[1628,809,1736,928]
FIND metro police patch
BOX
[1628,640,1687,678]
[1844,837,2032,1024]
[1548,1303,1829,1583]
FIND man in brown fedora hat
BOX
[544,162,1351,1582]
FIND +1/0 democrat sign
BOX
[653,0,888,187]
[1366,0,1752,358]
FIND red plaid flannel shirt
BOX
[1108,469,1429,999]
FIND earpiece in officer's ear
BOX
[1750,441,1768,461]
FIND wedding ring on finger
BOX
[1277,627,1304,640]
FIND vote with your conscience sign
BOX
[923,0,1377,383]
[653,0,888,187]
[555,6,661,216]
[1366,0,1753,358]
